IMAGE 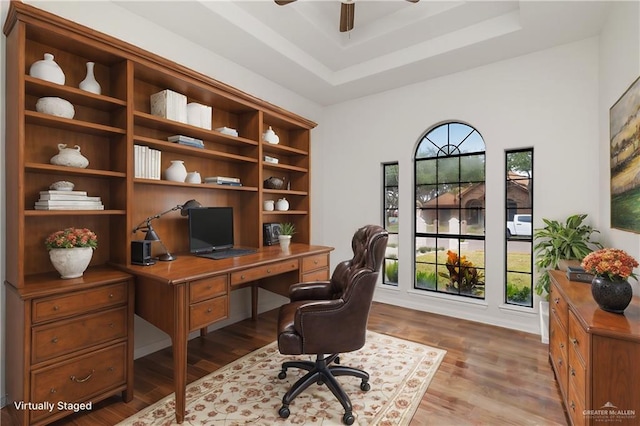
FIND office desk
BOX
[119,243,333,423]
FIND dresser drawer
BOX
[190,275,227,303]
[550,282,568,330]
[189,296,228,331]
[32,306,127,364]
[568,311,589,365]
[30,343,127,423]
[301,254,329,273]
[230,260,298,286]
[568,347,586,407]
[549,313,568,395]
[32,282,128,323]
[567,380,586,426]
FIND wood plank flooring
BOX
[2,302,567,425]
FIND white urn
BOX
[29,53,65,85]
[276,198,289,211]
[50,144,89,168]
[49,247,93,279]
[165,160,188,182]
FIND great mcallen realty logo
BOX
[584,401,636,422]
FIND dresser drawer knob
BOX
[53,305,60,311]
[570,401,576,411]
[241,275,246,280]
[70,369,95,383]
[109,293,114,298]
[570,368,576,376]
[109,322,115,328]
[51,337,58,344]
[559,342,564,349]
[108,367,114,372]
[207,308,213,313]
[267,269,271,274]
[571,338,578,346]
[557,358,563,367]
[50,388,56,394]
[554,297,560,304]
[314,260,318,264]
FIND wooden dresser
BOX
[5,268,134,426]
[549,270,640,426]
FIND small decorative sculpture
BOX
[50,144,89,168]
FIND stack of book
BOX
[168,135,204,148]
[134,145,162,179]
[204,176,242,187]
[35,190,104,210]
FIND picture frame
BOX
[609,75,640,233]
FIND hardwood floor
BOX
[2,302,567,425]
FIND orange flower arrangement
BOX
[45,227,98,250]
[581,248,638,282]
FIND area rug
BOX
[118,331,446,426]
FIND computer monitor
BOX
[188,207,234,254]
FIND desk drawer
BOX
[31,343,126,423]
[231,260,298,286]
[32,282,128,324]
[32,306,127,364]
[190,296,228,331]
[568,347,586,406]
[549,313,568,396]
[190,275,227,303]
[567,381,586,426]
[302,254,329,273]
[302,268,330,282]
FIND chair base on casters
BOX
[277,353,370,425]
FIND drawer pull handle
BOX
[314,260,318,264]
[559,342,564,349]
[267,269,271,273]
[557,358,563,367]
[570,368,576,376]
[51,337,59,344]
[50,388,56,394]
[241,275,246,280]
[207,308,213,313]
[53,305,60,311]
[108,367,114,372]
[109,323,115,328]
[570,401,576,411]
[70,370,95,383]
[571,338,578,346]
[554,297,560,304]
[109,293,114,298]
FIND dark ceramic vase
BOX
[591,276,633,314]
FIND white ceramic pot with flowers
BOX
[45,227,98,279]
[278,222,295,253]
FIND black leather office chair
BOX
[276,225,388,425]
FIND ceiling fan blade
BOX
[275,0,297,5]
[340,2,355,32]
[406,0,420,3]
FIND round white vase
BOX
[165,160,188,182]
[49,247,93,279]
[29,53,65,85]
[79,61,101,94]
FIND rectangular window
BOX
[505,149,533,307]
[383,162,398,286]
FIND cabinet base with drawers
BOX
[5,268,134,426]
[549,270,640,426]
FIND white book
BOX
[35,204,105,210]
[204,176,241,183]
[155,149,162,180]
[134,145,141,178]
[39,194,101,201]
[40,190,88,197]
[36,200,103,206]
[142,145,149,179]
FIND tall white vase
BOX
[165,160,188,182]
[29,53,65,85]
[79,61,101,94]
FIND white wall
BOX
[597,1,640,295]
[319,37,601,334]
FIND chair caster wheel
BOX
[343,412,355,425]
[360,381,371,391]
[335,356,340,364]
[279,405,290,418]
[278,371,287,380]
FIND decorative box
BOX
[186,102,212,130]
[566,266,594,283]
[150,89,187,123]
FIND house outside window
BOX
[505,149,534,307]
[414,122,486,299]
[383,162,399,286]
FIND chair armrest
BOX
[289,281,333,301]
[293,299,345,335]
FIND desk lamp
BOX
[132,199,202,261]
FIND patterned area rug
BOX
[118,331,446,425]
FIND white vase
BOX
[79,61,101,95]
[50,144,89,168]
[279,235,292,253]
[49,247,93,279]
[165,160,188,182]
[276,198,289,211]
[29,53,65,85]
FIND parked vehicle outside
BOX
[507,214,531,237]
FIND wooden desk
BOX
[118,243,333,423]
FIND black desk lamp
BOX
[132,199,202,261]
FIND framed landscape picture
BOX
[610,75,640,233]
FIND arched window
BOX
[414,122,486,299]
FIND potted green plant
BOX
[278,222,295,252]
[533,214,602,298]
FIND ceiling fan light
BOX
[340,2,355,33]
